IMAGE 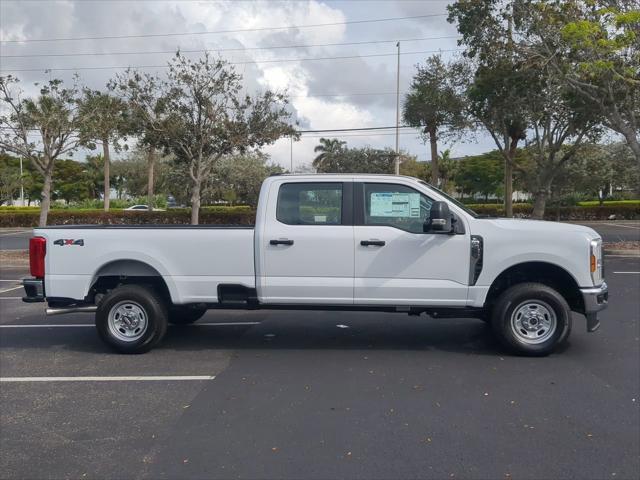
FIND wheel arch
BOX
[485,261,585,314]
[87,259,177,304]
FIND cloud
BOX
[0,0,492,168]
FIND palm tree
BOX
[312,138,347,172]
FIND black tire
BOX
[491,282,572,356]
[95,284,168,354]
[168,306,207,325]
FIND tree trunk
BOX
[428,128,439,186]
[102,138,110,212]
[147,146,155,209]
[39,161,53,227]
[504,160,513,218]
[190,178,201,225]
[531,189,549,220]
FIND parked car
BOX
[124,205,165,211]
[23,174,607,355]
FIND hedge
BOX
[470,204,640,220]
[0,207,255,228]
[1,203,638,228]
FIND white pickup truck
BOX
[22,174,608,356]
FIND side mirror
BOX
[424,201,452,233]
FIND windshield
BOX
[417,180,479,218]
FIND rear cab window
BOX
[276,182,343,225]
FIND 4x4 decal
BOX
[53,239,84,246]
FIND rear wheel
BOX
[491,282,572,356]
[168,306,207,325]
[96,285,168,354]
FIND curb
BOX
[605,249,640,257]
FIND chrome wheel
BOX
[107,301,148,342]
[510,300,557,345]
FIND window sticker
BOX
[370,192,421,218]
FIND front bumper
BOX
[580,281,608,332]
[22,278,44,303]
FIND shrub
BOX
[0,207,256,228]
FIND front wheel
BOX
[491,283,572,356]
[96,285,168,354]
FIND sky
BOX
[0,0,497,170]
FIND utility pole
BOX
[395,41,401,175]
[290,135,293,173]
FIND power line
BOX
[0,48,462,73]
[0,14,448,44]
[0,36,460,59]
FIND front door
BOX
[354,182,470,306]
[259,180,354,304]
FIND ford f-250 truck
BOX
[22,174,608,356]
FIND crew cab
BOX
[22,174,608,356]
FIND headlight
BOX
[590,239,603,285]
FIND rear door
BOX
[258,180,354,304]
[353,181,470,306]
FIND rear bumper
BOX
[22,278,44,303]
[580,281,608,332]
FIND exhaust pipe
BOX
[46,306,97,316]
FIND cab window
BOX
[363,183,433,233]
[277,183,343,225]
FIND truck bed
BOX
[35,225,256,304]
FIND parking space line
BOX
[613,271,640,274]
[0,375,215,382]
[604,223,640,230]
[0,280,22,282]
[0,297,22,300]
[0,286,22,294]
[0,322,260,328]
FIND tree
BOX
[0,76,82,226]
[0,154,23,205]
[453,151,504,201]
[403,55,468,186]
[79,90,130,211]
[115,53,296,224]
[449,1,530,217]
[52,159,90,204]
[312,141,397,174]
[208,152,283,206]
[524,0,640,161]
[312,138,347,171]
[109,71,168,209]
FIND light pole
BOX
[395,41,401,175]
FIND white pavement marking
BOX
[0,279,22,282]
[0,322,260,328]
[613,271,640,274]
[0,297,22,300]
[0,286,22,294]
[0,375,215,382]
[604,222,640,230]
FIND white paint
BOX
[0,286,22,294]
[0,297,22,300]
[604,223,640,230]
[613,271,640,274]
[0,375,215,382]
[0,279,22,282]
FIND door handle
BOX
[270,239,294,246]
[360,240,385,247]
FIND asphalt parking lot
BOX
[0,256,639,479]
